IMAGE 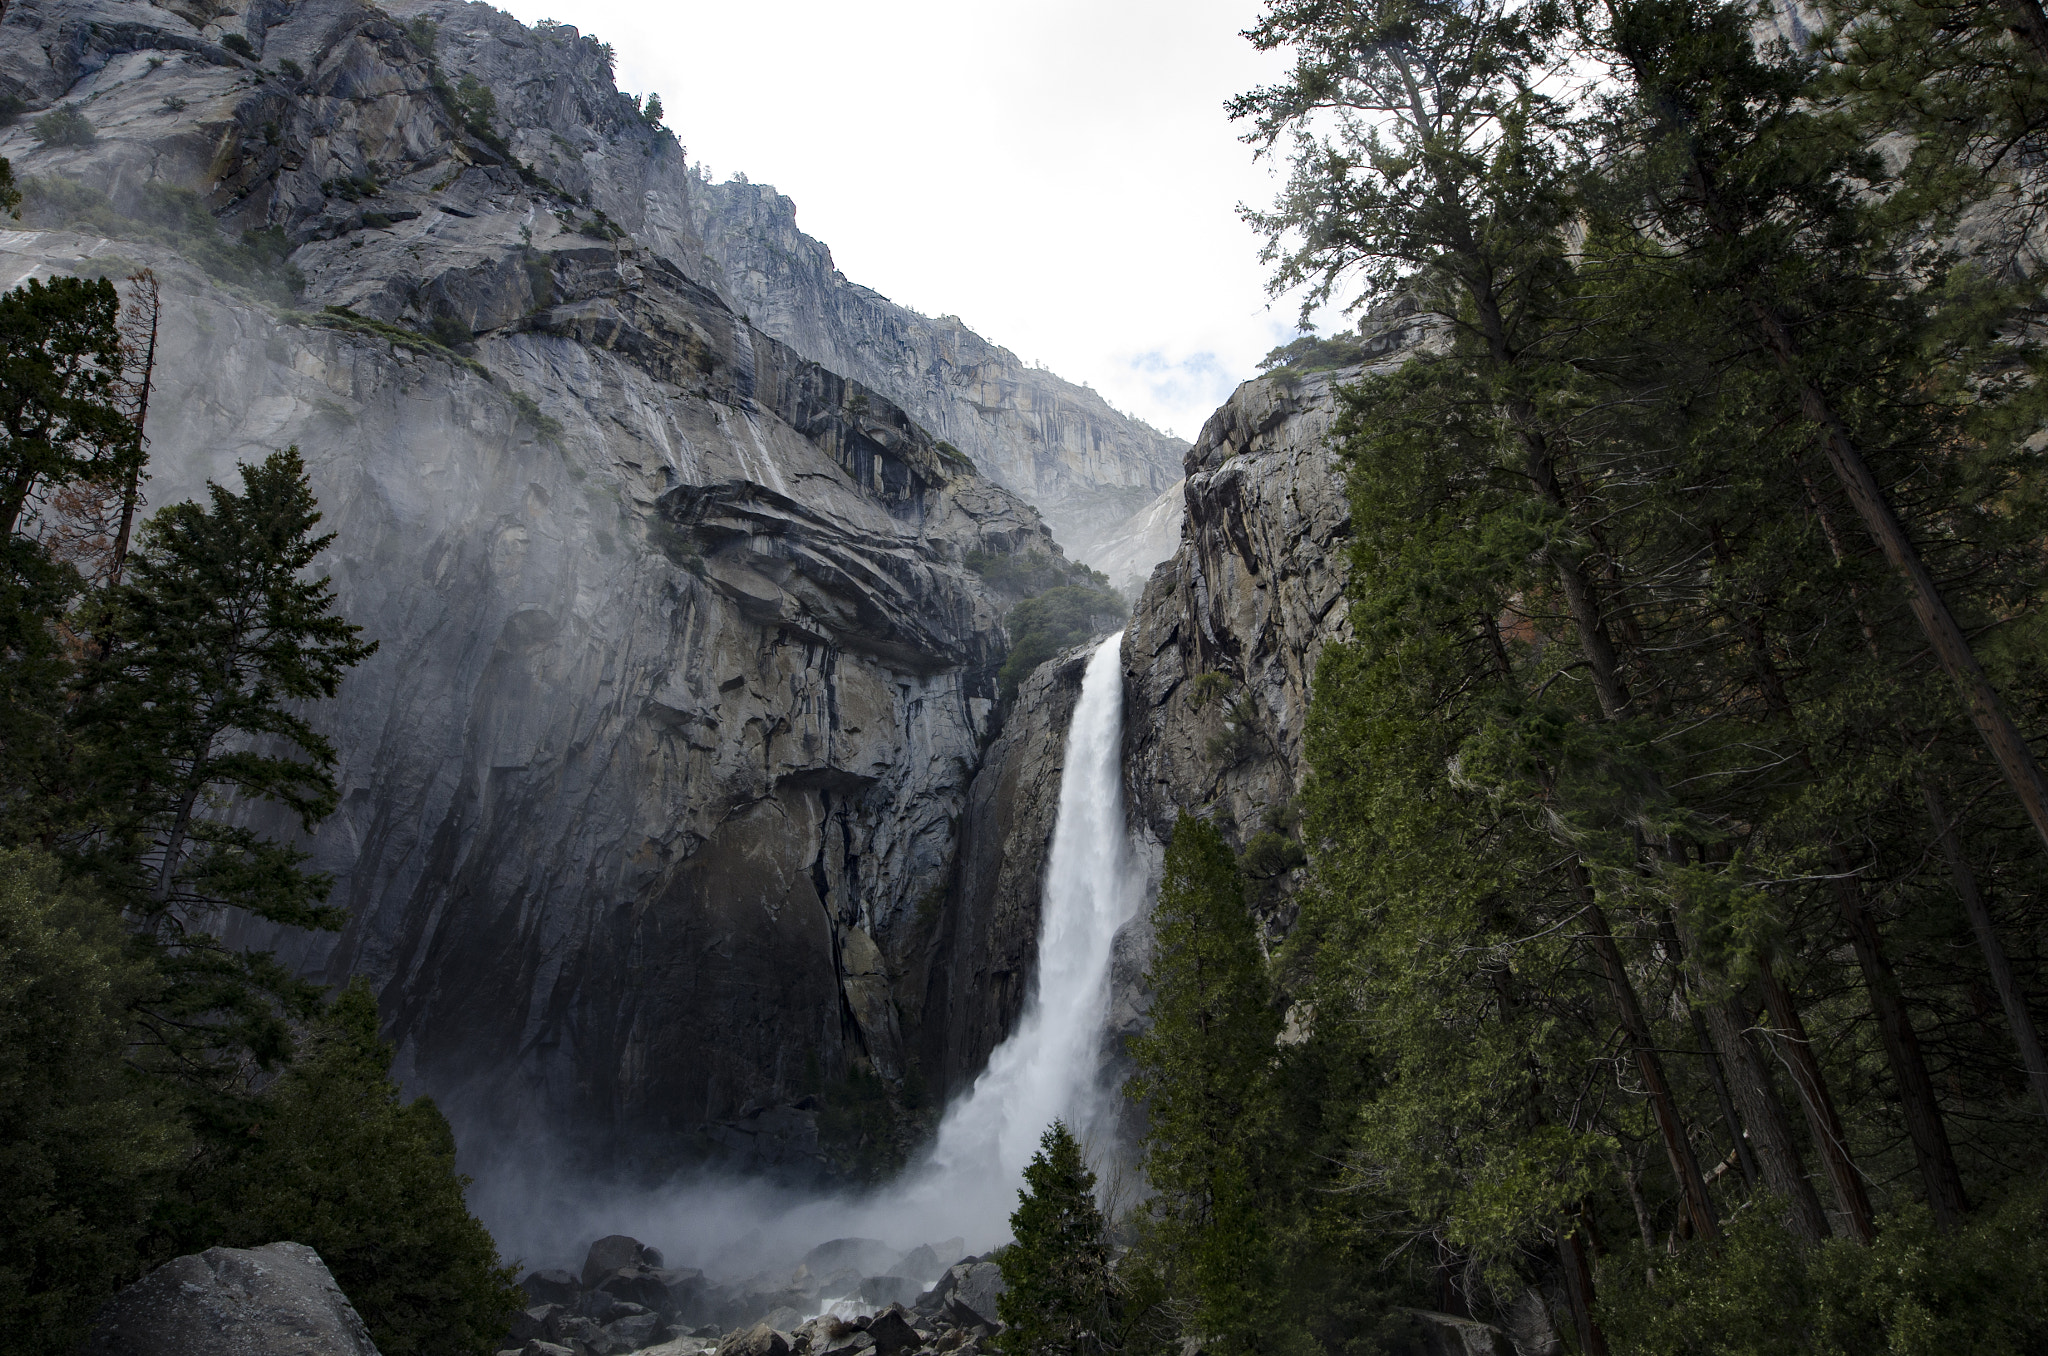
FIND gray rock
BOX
[83,1241,380,1356]
[585,1237,660,1290]
[890,1246,942,1282]
[944,1263,1006,1329]
[606,1310,671,1350]
[0,0,1078,1179]
[716,1323,793,1356]
[524,1271,583,1306]
[601,1265,677,1314]
[691,180,1185,559]
[863,1306,920,1356]
[521,1344,577,1356]
[510,1305,567,1345]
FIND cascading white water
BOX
[888,629,1140,1241]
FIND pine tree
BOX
[1128,814,1282,1354]
[0,847,180,1354]
[998,1121,1113,1356]
[0,275,139,814]
[68,446,375,1073]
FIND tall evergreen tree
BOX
[1128,814,1282,1354]
[998,1121,1114,1356]
[68,447,375,1074]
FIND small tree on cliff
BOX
[999,1120,1114,1356]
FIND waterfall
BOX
[891,629,1139,1242]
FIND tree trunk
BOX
[1746,298,2048,860]
[1922,782,2048,1121]
[1573,876,1721,1241]
[1556,1211,1610,1356]
[1700,994,1833,1245]
[1823,851,1969,1229]
[1755,959,1877,1243]
[109,269,159,586]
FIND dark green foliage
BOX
[220,32,257,61]
[70,449,376,1072]
[999,1122,1114,1356]
[427,313,473,348]
[640,92,665,126]
[20,178,302,302]
[277,58,305,81]
[0,97,25,128]
[1128,816,1282,1352]
[1597,1177,2048,1354]
[997,584,1126,702]
[0,275,137,814]
[965,547,1111,599]
[188,980,526,1356]
[0,276,517,1347]
[0,158,18,218]
[33,106,95,148]
[0,849,180,1354]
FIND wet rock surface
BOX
[0,0,1087,1171]
[504,1237,1003,1356]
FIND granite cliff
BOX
[692,179,1187,567]
[0,0,1125,1173]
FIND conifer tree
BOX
[1128,814,1281,1354]
[68,447,375,1073]
[189,979,525,1356]
[998,1121,1113,1356]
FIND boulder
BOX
[801,1239,897,1277]
[509,1304,566,1345]
[761,1306,807,1332]
[548,1311,625,1354]
[524,1270,583,1306]
[601,1266,676,1313]
[585,1236,663,1289]
[84,1241,379,1356]
[717,1323,793,1356]
[606,1310,671,1350]
[945,1263,1006,1328]
[891,1246,943,1281]
[521,1344,578,1356]
[864,1306,921,1356]
[857,1276,923,1309]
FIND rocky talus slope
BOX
[0,0,1107,1170]
[692,180,1186,565]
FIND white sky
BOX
[490,0,1326,443]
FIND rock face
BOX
[85,1242,380,1356]
[0,0,1106,1170]
[692,179,1186,561]
[913,643,1090,1093]
[1120,363,1363,912]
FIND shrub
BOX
[219,32,256,61]
[32,107,94,148]
[997,584,1126,702]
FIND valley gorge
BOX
[0,0,1317,1205]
